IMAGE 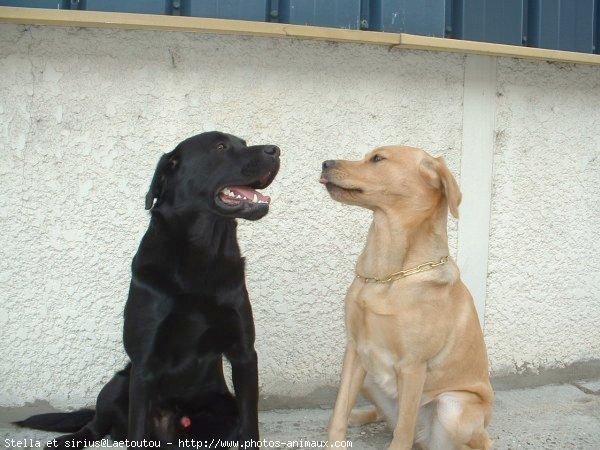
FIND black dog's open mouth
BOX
[215,171,276,210]
[218,186,271,206]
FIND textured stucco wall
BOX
[0,23,598,409]
[485,59,600,375]
[0,24,464,407]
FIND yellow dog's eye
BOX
[216,143,226,150]
[371,154,384,162]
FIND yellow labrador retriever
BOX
[320,146,493,450]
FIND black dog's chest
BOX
[157,298,238,356]
[147,300,238,403]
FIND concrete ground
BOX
[1,380,599,449]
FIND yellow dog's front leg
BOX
[388,363,427,450]
[326,344,366,448]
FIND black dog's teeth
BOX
[220,188,269,204]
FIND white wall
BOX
[0,23,598,408]
[485,58,600,374]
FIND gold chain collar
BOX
[356,255,450,284]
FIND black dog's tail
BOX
[14,409,95,433]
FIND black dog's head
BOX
[145,132,280,221]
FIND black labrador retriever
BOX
[16,131,280,449]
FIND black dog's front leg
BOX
[230,350,259,449]
[128,364,152,448]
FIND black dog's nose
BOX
[322,160,336,170]
[264,145,280,157]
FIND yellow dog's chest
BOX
[355,337,400,398]
[348,282,436,333]
[347,283,450,396]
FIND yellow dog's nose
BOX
[322,160,336,170]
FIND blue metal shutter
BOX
[278,0,364,30]
[0,0,70,8]
[369,0,448,37]
[179,0,270,22]
[74,0,173,15]
[528,0,597,53]
[596,0,599,53]
[453,0,526,45]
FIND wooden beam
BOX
[1,6,600,66]
[399,33,600,66]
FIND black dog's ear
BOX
[145,151,179,210]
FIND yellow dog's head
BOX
[320,146,461,219]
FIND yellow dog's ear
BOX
[419,156,462,218]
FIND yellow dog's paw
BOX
[348,407,382,426]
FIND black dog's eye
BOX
[216,143,226,150]
[371,154,385,162]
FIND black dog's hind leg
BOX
[47,366,131,449]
